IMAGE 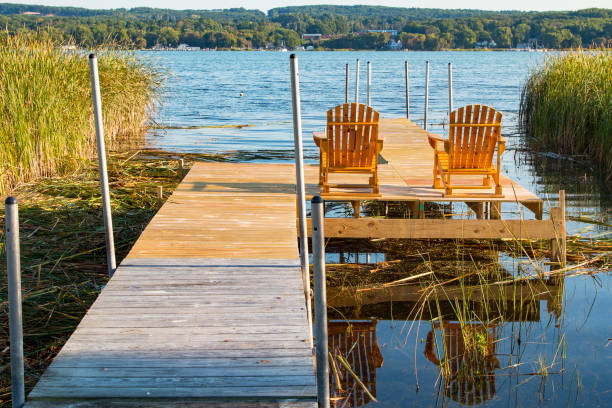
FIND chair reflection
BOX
[424,322,500,405]
[328,320,384,407]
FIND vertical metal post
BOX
[89,54,116,278]
[448,62,453,116]
[345,63,349,104]
[6,197,24,408]
[367,61,371,106]
[355,59,360,104]
[424,60,430,130]
[311,195,329,408]
[405,61,410,119]
[289,54,313,346]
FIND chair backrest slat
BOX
[326,103,379,169]
[448,104,502,170]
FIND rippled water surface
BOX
[142,51,611,407]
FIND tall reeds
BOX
[519,49,612,176]
[0,33,162,195]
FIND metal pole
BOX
[311,195,329,408]
[448,62,453,116]
[345,63,349,104]
[355,59,360,104]
[405,61,410,119]
[424,60,430,130]
[6,197,24,408]
[289,54,313,346]
[367,61,371,106]
[89,54,116,278]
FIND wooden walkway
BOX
[26,164,316,407]
[26,118,554,407]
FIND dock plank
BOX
[27,164,315,407]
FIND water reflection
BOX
[326,264,568,407]
[424,322,499,406]
[328,321,384,407]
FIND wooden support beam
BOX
[549,190,566,267]
[352,200,360,218]
[465,202,485,219]
[490,202,501,219]
[306,218,557,239]
[521,200,543,220]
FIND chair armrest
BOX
[428,133,444,150]
[498,137,506,156]
[313,131,325,147]
[376,138,384,154]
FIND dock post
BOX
[448,62,453,115]
[311,195,330,408]
[5,197,25,408]
[345,63,349,104]
[424,60,430,130]
[550,190,567,267]
[367,61,371,106]
[355,59,360,104]
[405,61,410,119]
[89,54,117,278]
[289,54,314,346]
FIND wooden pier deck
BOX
[26,164,317,407]
[26,118,556,407]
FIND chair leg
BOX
[433,156,442,188]
[494,173,502,196]
[483,176,491,187]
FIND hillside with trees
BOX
[0,3,609,50]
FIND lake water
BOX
[142,51,611,407]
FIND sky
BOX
[3,0,611,12]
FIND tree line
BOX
[0,3,610,49]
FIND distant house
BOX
[368,29,399,37]
[302,34,322,41]
[475,40,497,49]
[21,11,40,15]
[177,44,201,51]
[387,39,402,50]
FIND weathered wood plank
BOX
[307,218,556,239]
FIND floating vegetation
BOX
[0,32,163,195]
[0,151,186,406]
[519,49,612,176]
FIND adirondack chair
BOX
[428,105,505,197]
[313,103,382,195]
[424,322,500,405]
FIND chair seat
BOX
[437,152,497,175]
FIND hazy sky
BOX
[5,0,611,12]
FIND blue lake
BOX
[142,50,611,408]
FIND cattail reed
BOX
[0,32,162,195]
[519,49,612,175]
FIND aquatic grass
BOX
[519,49,612,175]
[0,32,163,195]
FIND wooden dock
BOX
[26,119,561,407]
[26,164,317,407]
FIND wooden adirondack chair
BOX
[313,103,382,195]
[428,105,505,197]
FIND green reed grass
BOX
[519,49,612,175]
[0,33,162,195]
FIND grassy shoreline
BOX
[0,33,163,196]
[519,49,612,175]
